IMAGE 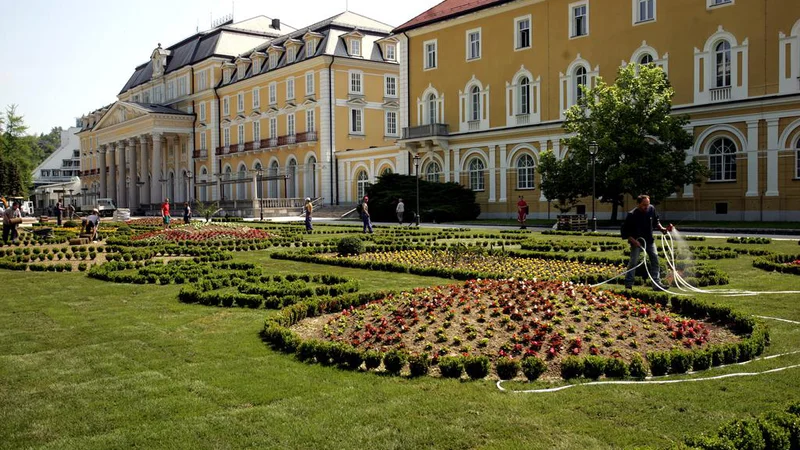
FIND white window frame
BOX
[466,28,482,61]
[569,1,589,39]
[468,158,485,191]
[306,109,315,132]
[269,53,278,69]
[385,110,398,137]
[223,127,230,147]
[516,154,536,189]
[238,124,245,144]
[714,40,732,88]
[305,71,315,96]
[306,40,317,58]
[425,161,441,183]
[178,76,188,97]
[706,0,733,9]
[385,75,398,97]
[269,82,277,104]
[575,66,588,102]
[632,0,656,25]
[708,137,737,181]
[199,102,206,121]
[350,39,361,57]
[198,70,208,91]
[386,44,396,61]
[253,87,260,108]
[424,39,438,70]
[470,86,481,122]
[237,92,244,112]
[167,80,175,100]
[253,120,261,142]
[200,133,207,151]
[287,113,296,136]
[287,77,295,100]
[287,47,296,63]
[514,15,532,50]
[269,117,277,138]
[223,97,230,116]
[349,71,363,95]
[350,108,363,135]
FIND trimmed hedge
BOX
[684,401,800,450]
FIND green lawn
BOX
[2,231,800,449]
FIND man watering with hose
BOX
[621,194,672,290]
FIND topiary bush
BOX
[582,355,606,380]
[603,357,629,379]
[647,351,671,376]
[438,356,464,379]
[495,357,521,380]
[364,350,382,370]
[628,353,648,380]
[337,236,365,256]
[383,349,407,375]
[670,349,694,374]
[408,354,430,377]
[521,356,547,381]
[464,355,490,380]
[560,356,584,379]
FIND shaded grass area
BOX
[1,233,800,449]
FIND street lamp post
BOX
[81,186,88,209]
[588,141,598,232]
[256,168,264,221]
[413,154,421,226]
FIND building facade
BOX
[78,12,401,214]
[392,0,800,221]
[31,126,83,213]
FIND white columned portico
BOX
[174,136,181,202]
[128,138,138,209]
[118,140,128,208]
[488,145,497,202]
[108,143,117,205]
[140,136,150,205]
[443,148,451,183]
[453,148,461,184]
[746,121,759,197]
[151,132,163,203]
[766,118,780,197]
[165,136,175,201]
[186,133,194,202]
[99,146,108,198]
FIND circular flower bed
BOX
[131,222,273,243]
[280,279,760,380]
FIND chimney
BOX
[271,18,280,30]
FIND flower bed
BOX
[264,280,767,381]
[753,253,800,275]
[130,222,273,243]
[126,218,189,227]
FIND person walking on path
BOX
[395,198,405,225]
[55,200,64,226]
[517,196,528,229]
[2,201,22,243]
[304,197,314,232]
[621,194,670,290]
[183,202,192,224]
[161,198,171,230]
[360,196,373,233]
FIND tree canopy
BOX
[538,64,706,221]
[0,105,62,197]
[365,172,480,223]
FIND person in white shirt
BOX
[2,202,22,243]
[395,198,405,225]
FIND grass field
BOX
[1,227,799,449]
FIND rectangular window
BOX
[386,44,396,60]
[287,114,295,136]
[143,91,150,103]
[636,0,655,22]
[132,94,140,102]
[350,72,363,94]
[178,77,187,96]
[424,40,437,69]
[571,2,588,37]
[287,77,295,100]
[350,108,363,134]
[287,47,296,63]
[269,83,277,104]
[386,111,397,136]
[223,97,230,115]
[253,59,261,74]
[199,102,206,121]
[709,0,732,6]
[237,93,244,112]
[350,39,361,56]
[253,88,260,108]
[253,121,261,142]
[306,72,315,95]
[269,53,278,68]
[467,29,481,60]
[385,75,397,97]
[306,40,317,57]
[167,81,175,100]
[223,127,230,146]
[200,133,207,150]
[198,70,207,91]
[306,109,315,132]
[238,124,245,144]
[515,16,531,49]
[269,117,277,138]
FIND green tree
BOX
[0,105,36,196]
[33,127,63,165]
[365,173,480,223]
[537,149,584,213]
[540,64,706,222]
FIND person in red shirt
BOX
[517,196,528,229]
[161,198,171,230]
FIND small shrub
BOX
[692,351,712,371]
[343,346,364,370]
[78,262,88,272]
[408,354,431,377]
[337,237,365,256]
[560,356,584,379]
[438,356,464,379]
[521,356,547,381]
[495,357,521,380]
[647,351,671,376]
[670,349,694,374]
[628,354,648,380]
[604,357,629,379]
[296,341,317,362]
[383,349,407,375]
[757,416,790,450]
[717,419,766,450]
[582,355,606,380]
[464,355,490,380]
[364,350,382,370]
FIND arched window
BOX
[268,161,279,198]
[709,137,737,181]
[519,77,530,115]
[382,167,392,175]
[715,41,731,88]
[237,164,248,200]
[640,54,654,65]
[254,162,263,198]
[356,170,369,200]
[306,156,317,199]
[287,159,297,198]
[516,154,535,189]
[427,93,437,125]
[223,167,232,200]
[470,86,480,121]
[575,67,587,102]
[468,158,485,191]
[426,161,441,183]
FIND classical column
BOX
[128,138,138,209]
[165,136,175,201]
[174,135,181,202]
[140,135,150,205]
[99,145,108,198]
[746,121,759,197]
[500,144,509,202]
[118,140,128,208]
[443,148,451,183]
[108,144,117,205]
[453,148,461,185]
[766,118,780,197]
[488,145,497,203]
[151,133,163,203]
[186,133,195,202]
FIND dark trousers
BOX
[2,224,18,243]
[305,215,313,231]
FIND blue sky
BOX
[0,0,439,135]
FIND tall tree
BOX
[539,64,706,221]
[0,105,36,196]
[537,149,583,213]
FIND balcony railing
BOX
[278,134,296,146]
[193,149,208,158]
[261,138,277,149]
[215,146,225,156]
[516,114,530,126]
[468,120,480,131]
[244,142,255,151]
[710,86,732,102]
[228,144,239,154]
[401,123,449,140]
[296,131,318,143]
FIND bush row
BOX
[682,402,800,450]
[754,254,800,275]
[727,236,772,245]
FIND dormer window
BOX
[386,44,396,61]
[150,43,171,79]
[306,40,317,57]
[236,58,250,80]
[269,53,278,69]
[287,47,296,63]
[268,46,284,69]
[250,52,265,74]
[377,36,399,63]
[344,30,365,58]
[350,39,361,57]
[222,63,235,84]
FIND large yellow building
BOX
[394,0,800,221]
[78,12,402,214]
